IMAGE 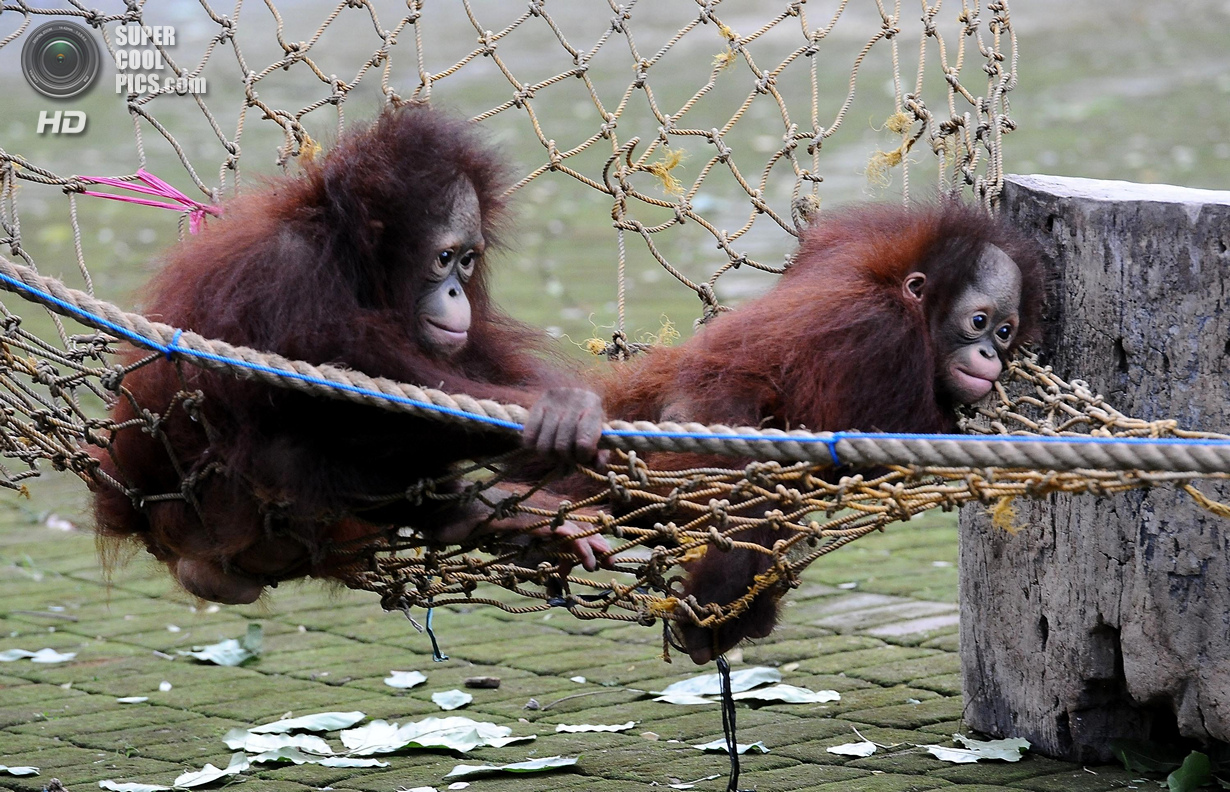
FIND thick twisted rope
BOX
[3,253,1230,475]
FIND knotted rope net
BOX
[2,1,1228,646]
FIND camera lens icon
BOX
[21,21,102,99]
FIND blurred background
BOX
[1,0,1227,354]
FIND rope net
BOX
[1,1,1227,651]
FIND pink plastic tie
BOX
[78,169,222,234]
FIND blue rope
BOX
[4,267,1230,466]
[166,328,183,361]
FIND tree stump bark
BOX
[959,174,1230,762]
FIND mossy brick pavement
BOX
[1,477,1136,792]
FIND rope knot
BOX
[404,478,435,507]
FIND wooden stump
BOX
[959,175,1230,762]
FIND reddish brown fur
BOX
[601,201,1045,663]
[92,105,579,591]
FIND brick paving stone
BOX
[841,693,965,729]
[922,633,961,652]
[566,657,680,685]
[824,685,940,713]
[0,733,58,756]
[628,707,790,741]
[741,633,886,665]
[8,702,199,738]
[738,716,858,748]
[0,682,84,708]
[0,693,125,728]
[916,719,966,736]
[862,613,962,642]
[259,760,382,787]
[850,748,963,775]
[70,714,245,754]
[847,653,963,686]
[817,601,959,633]
[913,673,963,696]
[0,758,185,792]
[622,750,798,782]
[569,742,733,782]
[924,756,1076,784]
[501,642,660,676]
[343,661,533,695]
[1006,768,1142,791]
[503,687,643,721]
[535,698,689,732]
[797,645,941,675]
[801,773,954,791]
[586,621,668,645]
[743,763,874,790]
[61,610,249,641]
[801,592,912,617]
[139,670,310,708]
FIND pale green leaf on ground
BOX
[245,746,388,768]
[248,711,366,734]
[29,647,77,663]
[177,638,253,667]
[248,747,315,765]
[178,624,262,667]
[116,696,149,704]
[554,722,636,733]
[0,648,76,663]
[384,670,427,689]
[338,719,403,755]
[667,774,722,789]
[925,746,983,764]
[651,692,715,705]
[432,690,473,711]
[730,684,840,704]
[0,765,38,776]
[341,716,534,755]
[952,734,1030,761]
[98,782,171,792]
[652,666,780,702]
[827,741,878,757]
[444,756,578,778]
[172,753,249,787]
[316,756,390,768]
[222,728,334,754]
[692,738,769,754]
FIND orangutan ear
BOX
[903,272,926,303]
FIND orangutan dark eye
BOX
[438,249,453,265]
[971,314,988,331]
[996,324,1013,341]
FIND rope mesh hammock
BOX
[2,0,1228,653]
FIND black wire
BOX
[717,655,744,792]
[425,606,449,662]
